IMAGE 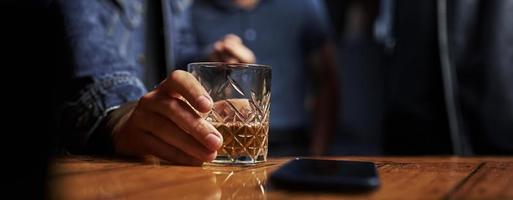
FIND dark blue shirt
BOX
[191,0,333,129]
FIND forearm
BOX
[310,43,339,155]
[311,81,338,154]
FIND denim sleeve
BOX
[57,0,147,154]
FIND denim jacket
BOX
[57,0,197,153]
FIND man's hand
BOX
[209,34,256,64]
[112,70,223,165]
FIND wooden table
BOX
[49,156,513,200]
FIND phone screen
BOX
[269,158,380,192]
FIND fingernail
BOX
[206,151,217,161]
[197,95,213,111]
[205,134,222,151]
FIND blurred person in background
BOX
[326,0,513,155]
[188,0,339,156]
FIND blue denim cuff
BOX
[60,71,146,153]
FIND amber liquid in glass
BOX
[212,122,268,164]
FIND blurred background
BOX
[325,0,384,155]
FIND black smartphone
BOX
[269,158,380,192]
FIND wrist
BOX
[108,101,137,140]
